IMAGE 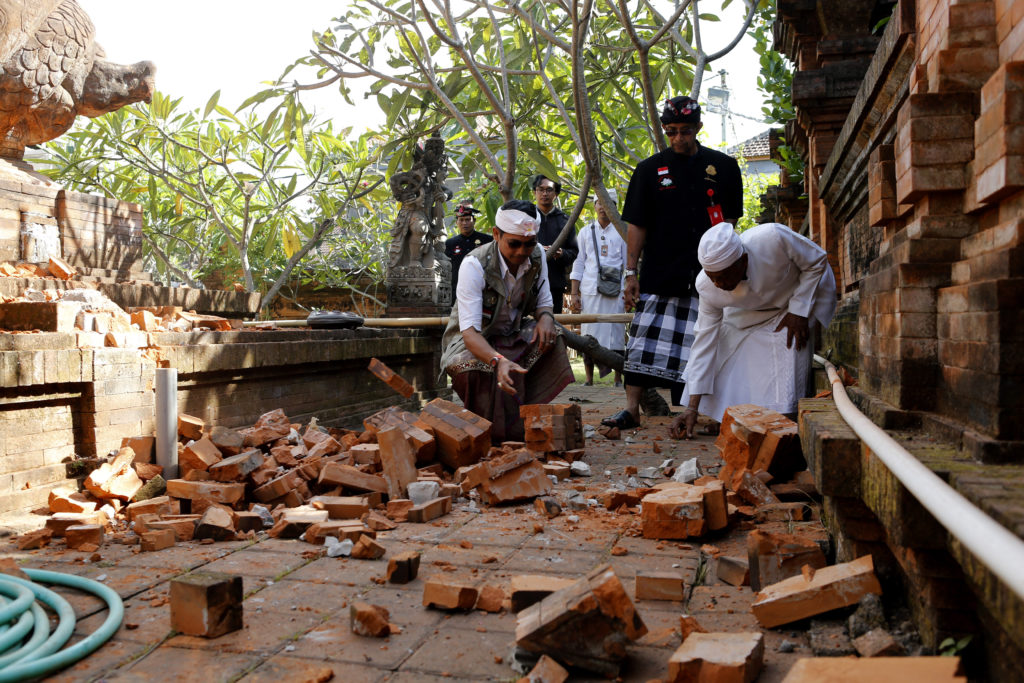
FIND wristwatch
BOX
[489,354,504,368]
[624,268,638,277]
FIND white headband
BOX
[698,222,743,272]
[495,208,538,237]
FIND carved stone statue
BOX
[0,0,156,159]
[385,133,453,316]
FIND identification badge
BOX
[707,204,724,225]
[601,244,608,257]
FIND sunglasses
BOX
[504,236,537,249]
[664,127,697,137]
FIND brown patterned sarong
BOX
[447,325,573,443]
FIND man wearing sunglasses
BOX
[601,95,743,432]
[440,200,574,442]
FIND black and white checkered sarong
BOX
[623,293,699,383]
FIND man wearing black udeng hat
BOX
[601,95,743,432]
[445,202,492,293]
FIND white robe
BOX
[682,223,837,421]
[569,220,627,351]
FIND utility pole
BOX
[706,69,730,145]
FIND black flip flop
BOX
[601,409,640,429]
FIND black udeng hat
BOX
[454,204,481,217]
[660,96,701,125]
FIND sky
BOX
[79,1,770,149]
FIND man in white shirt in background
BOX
[674,221,837,439]
[439,200,574,442]
[569,191,627,386]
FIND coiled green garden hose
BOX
[0,568,123,682]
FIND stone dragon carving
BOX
[0,0,155,158]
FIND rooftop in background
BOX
[728,129,773,160]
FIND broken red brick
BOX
[406,496,452,523]
[208,449,264,482]
[194,504,238,541]
[378,426,419,499]
[517,655,569,683]
[121,436,156,463]
[385,498,415,522]
[367,357,415,398]
[170,572,243,638]
[179,437,223,473]
[423,578,479,610]
[350,534,386,560]
[311,495,370,519]
[515,565,647,677]
[317,463,387,494]
[747,529,827,592]
[641,486,707,539]
[667,632,764,683]
[715,404,802,488]
[479,459,553,505]
[853,628,905,657]
[178,414,205,441]
[635,571,687,601]
[363,407,436,463]
[140,528,176,552]
[84,448,144,501]
[716,556,750,587]
[752,555,882,628]
[350,602,391,638]
[509,574,578,613]
[782,657,964,681]
[679,614,708,641]
[387,551,422,584]
[65,524,104,550]
[417,398,491,469]
[124,495,177,522]
[208,426,245,455]
[304,521,374,545]
[475,584,506,613]
[165,479,246,506]
[736,470,781,507]
[48,489,98,514]
[45,512,105,537]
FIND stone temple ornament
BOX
[0,0,155,159]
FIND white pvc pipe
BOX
[815,355,1024,601]
[154,368,178,479]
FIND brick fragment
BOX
[304,521,374,545]
[367,357,415,398]
[387,551,422,584]
[406,496,452,523]
[349,443,381,466]
[46,512,105,537]
[121,436,155,463]
[311,495,370,519]
[752,555,882,628]
[180,437,222,473]
[48,489,97,514]
[268,507,329,539]
[65,524,104,550]
[170,572,243,638]
[755,502,809,523]
[178,414,204,441]
[701,480,728,530]
[208,426,244,455]
[140,528,176,552]
[133,463,164,481]
[679,614,708,641]
[641,486,707,539]
[378,426,419,499]
[716,556,750,586]
[363,407,436,463]
[233,511,264,534]
[747,529,827,592]
[317,462,387,493]
[417,398,491,469]
[716,405,803,488]
[124,495,177,522]
[147,516,200,541]
[515,565,646,677]
[476,584,506,613]
[252,469,305,503]
[0,301,77,332]
[517,655,569,683]
[208,449,264,482]
[194,504,238,541]
[736,470,780,506]
[509,574,578,612]
[350,533,386,559]
[385,498,415,521]
[667,632,764,683]
[635,571,687,601]
[782,657,964,681]
[534,496,562,518]
[84,448,144,501]
[479,459,553,505]
[853,628,905,657]
[350,602,391,638]
[166,479,246,506]
[47,255,76,279]
[423,578,479,610]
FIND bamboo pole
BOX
[244,313,635,328]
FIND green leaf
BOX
[203,90,221,119]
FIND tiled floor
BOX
[1,384,821,681]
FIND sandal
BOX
[601,409,640,430]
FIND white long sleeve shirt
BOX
[456,247,553,333]
[569,220,627,295]
[685,223,837,395]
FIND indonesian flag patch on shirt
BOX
[657,166,669,175]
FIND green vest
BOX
[439,240,545,374]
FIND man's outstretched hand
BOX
[669,409,698,440]
[775,312,810,350]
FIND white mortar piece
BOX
[407,481,440,505]
[570,461,592,477]
[672,457,701,483]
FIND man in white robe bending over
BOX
[672,221,837,439]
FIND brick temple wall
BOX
[0,328,449,516]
